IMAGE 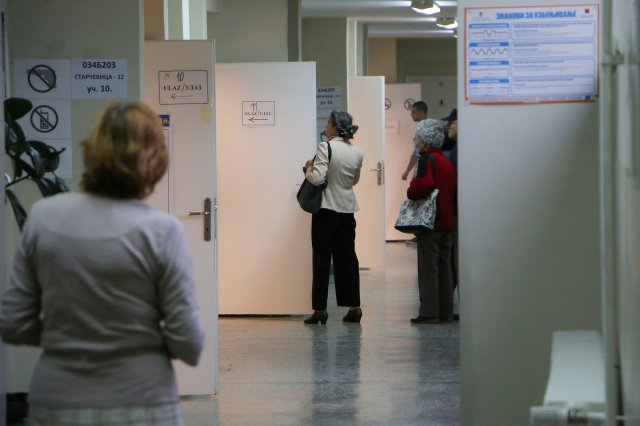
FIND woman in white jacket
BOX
[303,110,364,324]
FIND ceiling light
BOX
[436,17,458,29]
[410,0,440,15]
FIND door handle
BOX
[187,197,212,241]
[368,161,384,186]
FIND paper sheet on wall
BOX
[464,4,599,104]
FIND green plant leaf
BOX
[34,175,68,197]
[52,173,69,193]
[4,98,32,122]
[28,140,65,173]
[5,188,27,231]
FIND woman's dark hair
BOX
[330,110,358,141]
[81,101,168,200]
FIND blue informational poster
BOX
[464,4,599,104]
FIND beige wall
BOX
[397,38,456,81]
[368,38,397,83]
[207,0,289,62]
[302,17,347,109]
[4,0,144,391]
[144,0,164,40]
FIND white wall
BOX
[610,0,640,421]
[457,1,603,425]
[4,0,143,392]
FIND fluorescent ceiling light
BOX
[436,17,458,29]
[410,0,440,15]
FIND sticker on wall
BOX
[159,70,209,105]
[71,59,128,99]
[242,101,275,127]
[404,98,415,110]
[316,87,342,109]
[14,59,71,99]
[17,99,71,140]
[385,98,391,110]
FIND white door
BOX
[216,62,316,314]
[384,83,422,241]
[348,77,386,269]
[144,41,218,395]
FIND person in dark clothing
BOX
[441,108,457,171]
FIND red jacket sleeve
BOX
[407,156,435,200]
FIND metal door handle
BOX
[368,161,384,186]
[187,198,212,241]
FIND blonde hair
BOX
[81,101,168,199]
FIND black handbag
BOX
[297,142,331,214]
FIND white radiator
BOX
[530,330,607,425]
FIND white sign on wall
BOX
[16,99,72,140]
[14,100,73,179]
[316,86,342,109]
[385,119,400,135]
[242,101,275,126]
[465,4,599,104]
[316,86,342,142]
[14,59,71,99]
[71,59,127,99]
[159,70,209,105]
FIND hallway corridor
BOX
[181,242,460,425]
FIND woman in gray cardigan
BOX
[303,110,364,324]
[0,101,204,425]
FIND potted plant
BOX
[4,97,68,230]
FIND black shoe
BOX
[304,310,328,324]
[342,307,362,323]
[410,316,439,324]
[453,313,460,321]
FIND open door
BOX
[348,77,386,269]
[384,83,422,241]
[144,41,218,395]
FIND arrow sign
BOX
[159,70,209,105]
[171,93,193,99]
[242,101,275,127]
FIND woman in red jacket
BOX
[406,118,457,324]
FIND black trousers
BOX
[311,209,360,310]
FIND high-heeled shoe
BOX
[342,307,362,323]
[304,310,328,324]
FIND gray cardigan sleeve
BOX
[157,219,205,366]
[0,212,43,346]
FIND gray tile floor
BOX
[181,242,460,426]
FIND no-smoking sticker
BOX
[28,65,57,93]
[14,59,71,99]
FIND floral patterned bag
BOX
[393,189,438,234]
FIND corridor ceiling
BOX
[300,0,459,38]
